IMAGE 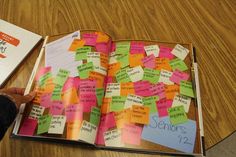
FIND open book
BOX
[12,30,205,156]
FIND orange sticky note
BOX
[68,39,85,51]
[44,78,55,93]
[155,58,172,71]
[165,84,180,99]
[120,82,135,96]
[100,53,109,69]
[95,32,110,43]
[129,54,144,67]
[66,121,82,140]
[62,88,79,107]
[108,62,121,76]
[114,108,131,129]
[130,105,150,125]
[101,98,111,114]
[33,87,46,104]
[89,71,105,88]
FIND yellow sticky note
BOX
[114,108,131,129]
[68,39,85,51]
[66,121,82,140]
[108,62,121,76]
[100,53,109,69]
[89,71,105,88]
[62,88,79,107]
[95,32,110,43]
[130,105,150,125]
[155,58,172,71]
[165,84,180,99]
[120,82,135,96]
[101,98,111,114]
[129,54,144,67]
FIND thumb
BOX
[21,91,36,103]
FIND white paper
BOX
[79,120,97,144]
[144,45,160,57]
[104,129,124,147]
[87,52,100,66]
[172,94,191,112]
[105,83,121,97]
[48,115,66,134]
[109,51,117,64]
[158,69,174,85]
[171,44,189,60]
[29,105,45,120]
[126,66,144,82]
[124,94,143,109]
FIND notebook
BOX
[0,19,42,87]
[12,30,205,157]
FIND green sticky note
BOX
[116,42,130,54]
[39,72,52,87]
[90,106,101,126]
[96,88,104,106]
[110,96,126,112]
[37,115,52,134]
[77,62,94,79]
[116,68,131,83]
[143,68,160,84]
[180,80,194,98]
[168,106,188,125]
[116,54,129,68]
[143,96,159,114]
[54,69,70,86]
[75,46,92,61]
[169,58,188,71]
[51,85,63,100]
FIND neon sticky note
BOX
[90,106,101,126]
[124,94,143,109]
[142,114,196,153]
[79,94,97,112]
[66,121,81,140]
[134,81,152,96]
[100,53,109,68]
[49,101,64,115]
[101,98,111,114]
[33,88,46,104]
[131,105,150,124]
[54,69,70,86]
[87,52,100,66]
[95,32,110,43]
[35,66,51,81]
[144,45,159,57]
[79,79,96,94]
[62,77,80,92]
[165,84,180,99]
[159,69,174,85]
[40,93,52,108]
[156,99,173,117]
[48,115,66,134]
[89,71,105,88]
[94,65,107,76]
[114,108,131,129]
[44,78,55,93]
[96,125,107,145]
[51,85,63,101]
[143,96,159,114]
[168,106,188,125]
[120,82,135,96]
[65,104,83,122]
[75,46,92,61]
[116,54,129,68]
[121,123,142,145]
[170,69,189,85]
[68,39,85,51]
[142,54,156,69]
[19,118,37,136]
[29,105,45,120]
[39,72,52,87]
[104,129,124,147]
[129,54,144,67]
[79,120,98,144]
[169,58,188,71]
[110,96,126,112]
[96,43,109,54]
[82,33,98,46]
[126,66,144,82]
[77,62,94,79]
[180,81,194,98]
[115,42,130,55]
[109,51,117,64]
[62,88,79,107]
[116,68,131,83]
[105,83,120,97]
[37,115,52,134]
[108,62,120,76]
[171,44,189,60]
[159,46,174,59]
[130,41,145,54]
[95,88,104,106]
[100,112,116,129]
[143,68,160,84]
[172,94,191,112]
[150,82,166,99]
[155,58,172,71]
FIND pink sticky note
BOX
[62,77,80,92]
[100,112,116,129]
[79,94,97,112]
[35,66,51,81]
[111,42,116,52]
[150,82,166,99]
[65,104,83,122]
[95,125,107,145]
[96,43,109,54]
[49,101,64,115]
[40,93,53,108]
[130,41,145,54]
[82,33,98,46]
[121,123,142,145]
[134,81,152,96]
[79,79,96,94]
[142,54,156,69]
[159,46,174,59]
[170,69,190,84]
[19,118,37,136]
[156,99,173,117]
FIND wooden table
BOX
[0,0,235,156]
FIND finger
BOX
[8,87,25,95]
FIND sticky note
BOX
[159,69,174,85]
[100,53,109,68]
[110,96,126,112]
[159,46,174,59]
[29,105,45,120]
[44,78,55,93]
[39,72,52,87]
[79,79,96,94]
[170,69,189,85]
[68,39,85,51]
[65,104,83,122]
[100,112,116,129]
[115,42,130,55]
[35,66,52,81]
[116,68,131,83]
[108,62,120,76]
[156,99,173,117]
[169,58,188,71]
[120,82,135,96]
[66,121,81,140]
[79,120,97,144]
[62,88,79,107]
[121,124,142,145]
[105,83,120,97]
[54,69,70,86]
[87,52,100,66]
[19,118,37,136]
[165,84,180,99]
[40,93,52,108]
[90,106,101,126]
[94,65,107,76]
[129,54,144,67]
[180,81,194,98]
[51,85,63,101]
[142,54,156,69]
[126,66,144,82]
[143,68,160,84]
[62,77,80,92]
[77,62,94,79]
[82,33,97,46]
[130,41,145,54]
[168,106,188,125]
[104,129,124,147]
[109,51,117,64]
[142,114,196,153]
[79,94,97,112]
[131,105,150,124]
[49,101,64,115]
[134,81,152,96]
[37,115,52,134]
[150,82,166,99]
[89,71,105,88]
[144,45,159,57]
[124,94,143,109]
[114,109,131,128]
[143,96,159,114]
[95,88,104,106]
[101,98,111,114]
[171,44,189,60]
[116,54,129,68]
[96,43,109,54]
[172,94,191,112]
[95,31,110,43]
[155,58,172,71]
[48,115,66,134]
[75,46,92,61]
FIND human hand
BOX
[0,87,35,108]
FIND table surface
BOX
[0,0,235,156]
